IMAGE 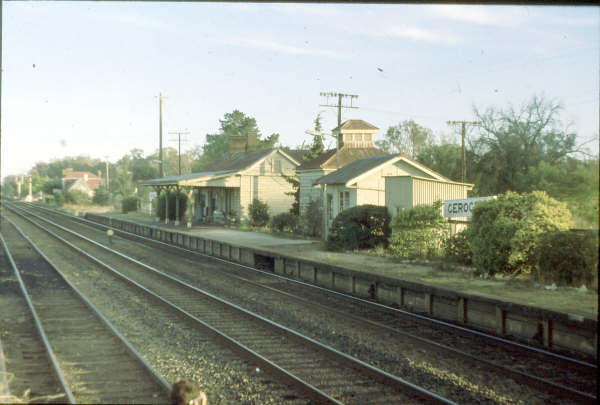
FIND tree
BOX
[472,95,579,195]
[375,120,433,157]
[198,110,279,168]
[304,112,325,161]
[415,143,478,183]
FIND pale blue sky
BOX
[2,2,598,178]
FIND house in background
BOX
[142,135,301,224]
[298,119,386,215]
[62,168,104,197]
[315,154,473,238]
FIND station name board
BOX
[444,196,495,218]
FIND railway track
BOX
[0,216,171,403]
[10,202,599,403]
[5,203,457,404]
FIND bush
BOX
[121,196,140,213]
[470,191,572,277]
[326,205,391,251]
[301,198,323,237]
[156,191,188,221]
[444,230,472,265]
[248,198,270,227]
[54,192,65,206]
[270,212,299,233]
[535,230,598,286]
[92,187,110,206]
[65,190,91,205]
[388,201,449,259]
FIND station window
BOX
[327,194,333,219]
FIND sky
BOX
[2,2,599,179]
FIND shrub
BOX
[301,198,323,237]
[54,192,65,206]
[156,191,188,221]
[65,190,91,205]
[535,230,598,286]
[248,198,270,227]
[326,205,391,251]
[388,201,449,259]
[270,212,299,233]
[121,196,140,213]
[444,230,472,265]
[470,191,572,277]
[92,187,110,206]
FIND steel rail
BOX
[13,202,598,403]
[0,229,75,404]
[21,202,596,370]
[2,215,173,401]
[9,202,456,405]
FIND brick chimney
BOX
[228,136,247,154]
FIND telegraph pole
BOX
[156,92,167,178]
[169,130,190,175]
[320,92,359,169]
[446,120,481,183]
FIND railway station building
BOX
[297,119,387,216]
[314,153,473,238]
[141,145,301,225]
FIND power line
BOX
[447,120,481,183]
[169,130,190,175]
[319,92,359,169]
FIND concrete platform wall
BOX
[85,213,598,359]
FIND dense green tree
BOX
[198,110,279,168]
[375,120,433,158]
[415,143,478,183]
[472,95,579,195]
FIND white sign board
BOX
[444,196,495,218]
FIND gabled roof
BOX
[141,148,300,187]
[315,154,451,186]
[333,119,378,132]
[298,146,387,170]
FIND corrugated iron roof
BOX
[298,146,387,170]
[315,154,398,185]
[333,119,379,132]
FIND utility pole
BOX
[319,92,359,169]
[104,157,110,191]
[156,92,167,178]
[446,120,481,183]
[169,130,190,175]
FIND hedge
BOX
[470,191,572,276]
[326,204,391,251]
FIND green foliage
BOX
[54,192,65,206]
[121,196,140,213]
[388,201,449,259]
[156,191,188,221]
[534,230,598,286]
[375,120,433,158]
[270,212,299,233]
[64,190,91,205]
[92,187,111,206]
[248,199,270,227]
[415,143,477,183]
[470,191,572,276]
[326,205,391,252]
[303,113,325,161]
[282,174,300,215]
[199,110,279,168]
[301,198,323,237]
[444,231,473,265]
[42,179,63,194]
[472,95,577,195]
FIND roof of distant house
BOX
[62,170,102,180]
